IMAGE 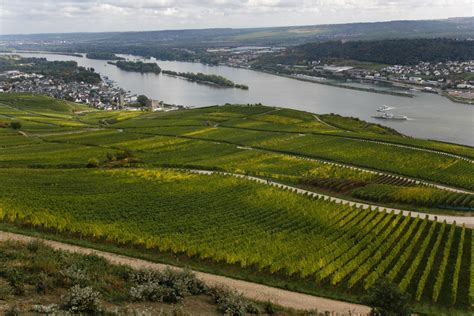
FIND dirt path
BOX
[185,169,474,228]
[0,231,370,315]
[129,129,472,195]
[314,114,473,164]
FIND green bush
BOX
[86,158,100,168]
[10,122,21,130]
[35,272,53,295]
[364,278,411,316]
[26,240,43,253]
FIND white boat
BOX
[376,105,394,112]
[372,112,407,120]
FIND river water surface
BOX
[8,52,474,146]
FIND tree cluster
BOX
[256,38,474,66]
[112,61,161,74]
[162,70,248,89]
[85,52,124,60]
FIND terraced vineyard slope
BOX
[0,93,473,314]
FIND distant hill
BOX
[1,17,473,49]
[254,38,474,66]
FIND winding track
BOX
[183,168,474,228]
[117,127,473,195]
[0,231,370,315]
[27,127,474,195]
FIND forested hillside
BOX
[255,39,474,66]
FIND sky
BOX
[0,0,473,35]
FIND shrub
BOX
[31,304,59,314]
[209,286,253,316]
[263,301,276,314]
[26,240,43,253]
[159,268,207,296]
[86,158,100,168]
[130,281,180,303]
[364,278,411,316]
[4,305,20,316]
[62,285,101,313]
[129,268,206,303]
[1,268,25,295]
[129,269,161,285]
[106,152,117,162]
[10,122,21,130]
[35,272,53,294]
[0,278,13,299]
[60,265,89,286]
[116,149,135,160]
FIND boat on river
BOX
[372,112,408,120]
[376,104,395,112]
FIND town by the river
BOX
[6,52,474,146]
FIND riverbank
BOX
[3,51,473,146]
[254,69,414,98]
[443,91,474,105]
[0,49,83,57]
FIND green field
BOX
[0,93,473,313]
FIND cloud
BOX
[0,0,472,34]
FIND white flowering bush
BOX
[210,286,255,316]
[130,281,176,302]
[31,304,59,314]
[160,268,207,296]
[62,285,101,313]
[129,268,206,304]
[129,269,161,285]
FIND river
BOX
[7,52,474,146]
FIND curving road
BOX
[184,169,474,228]
[0,231,371,316]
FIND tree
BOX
[10,122,22,130]
[364,278,411,316]
[137,95,149,107]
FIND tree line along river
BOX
[6,52,474,146]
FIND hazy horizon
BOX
[0,0,473,35]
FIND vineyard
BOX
[352,184,474,210]
[0,93,473,313]
[0,168,472,310]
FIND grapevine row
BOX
[348,213,409,288]
[432,222,456,302]
[398,220,437,292]
[451,225,466,305]
[415,220,447,300]
[386,217,428,282]
[363,216,423,289]
[330,211,397,285]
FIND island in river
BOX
[162,70,249,90]
[108,60,162,74]
[86,52,125,60]
[3,52,473,146]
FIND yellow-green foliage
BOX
[0,168,470,308]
